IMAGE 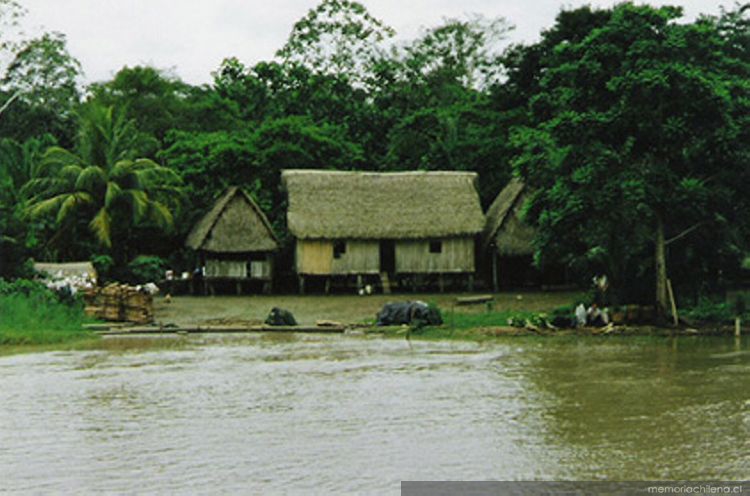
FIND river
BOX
[1,334,748,494]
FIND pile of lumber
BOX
[84,283,154,324]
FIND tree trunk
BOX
[655,214,669,320]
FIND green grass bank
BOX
[0,293,95,348]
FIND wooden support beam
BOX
[492,252,499,293]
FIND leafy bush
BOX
[684,298,733,323]
[126,255,167,284]
[0,278,57,303]
[91,254,114,283]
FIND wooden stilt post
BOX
[666,278,679,326]
[492,252,499,293]
[438,274,445,293]
[468,274,475,292]
[299,275,305,295]
[736,317,742,338]
[325,277,331,295]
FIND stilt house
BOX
[483,179,537,290]
[186,187,279,294]
[282,170,485,292]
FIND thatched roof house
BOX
[186,187,278,291]
[282,170,484,290]
[483,179,542,290]
[483,178,536,256]
[283,170,485,240]
[186,187,278,254]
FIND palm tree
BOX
[26,103,182,257]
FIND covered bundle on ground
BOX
[376,301,443,327]
[84,283,157,324]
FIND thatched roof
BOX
[34,261,96,280]
[185,187,279,253]
[483,179,536,256]
[282,170,485,240]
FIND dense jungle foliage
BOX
[0,0,748,308]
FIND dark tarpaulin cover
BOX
[376,301,443,327]
[265,307,298,326]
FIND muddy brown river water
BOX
[1,334,748,494]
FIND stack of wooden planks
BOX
[84,283,154,324]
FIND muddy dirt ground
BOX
[153,291,582,326]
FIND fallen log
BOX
[455,295,494,305]
[95,324,347,335]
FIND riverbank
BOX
[0,292,96,350]
[4,291,745,356]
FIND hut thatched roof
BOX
[282,170,485,240]
[483,179,536,256]
[185,187,279,253]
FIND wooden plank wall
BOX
[297,240,380,275]
[395,237,475,273]
[296,240,333,275]
[330,240,380,275]
[206,259,247,278]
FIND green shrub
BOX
[0,278,57,302]
[684,297,733,323]
[126,255,167,284]
[91,254,114,283]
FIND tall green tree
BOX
[26,103,182,262]
[512,4,750,310]
[89,65,240,152]
[1,31,82,145]
[277,0,394,84]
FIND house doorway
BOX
[380,240,395,273]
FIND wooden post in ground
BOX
[438,274,445,293]
[324,277,331,295]
[298,275,305,295]
[492,252,499,293]
[467,274,475,292]
[666,278,679,326]
[736,317,742,337]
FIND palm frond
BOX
[39,146,81,172]
[27,194,70,219]
[89,208,112,247]
[104,181,122,208]
[125,189,149,221]
[74,165,107,192]
[146,200,175,232]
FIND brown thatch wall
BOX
[186,187,278,253]
[282,170,485,240]
[483,179,536,256]
[395,238,475,273]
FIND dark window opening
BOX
[333,241,347,259]
[429,240,442,254]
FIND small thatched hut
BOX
[282,169,485,292]
[186,187,279,294]
[483,179,537,290]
